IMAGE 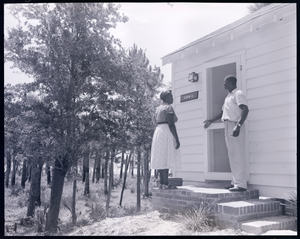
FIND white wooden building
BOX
[161,3,296,198]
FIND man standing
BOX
[203,75,249,192]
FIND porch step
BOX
[240,216,297,235]
[215,199,282,230]
[152,186,259,214]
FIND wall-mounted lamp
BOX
[188,72,199,83]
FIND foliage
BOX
[247,3,271,13]
[125,205,136,215]
[130,187,135,194]
[4,2,164,232]
[89,203,107,222]
[283,190,297,217]
[10,184,25,197]
[9,184,30,208]
[178,200,216,232]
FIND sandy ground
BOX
[67,210,297,236]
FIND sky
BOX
[4,2,251,87]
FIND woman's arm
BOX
[166,113,180,149]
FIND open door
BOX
[203,56,242,181]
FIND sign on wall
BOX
[180,91,199,103]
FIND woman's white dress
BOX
[150,103,181,170]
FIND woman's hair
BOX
[160,90,172,101]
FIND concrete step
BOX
[215,199,282,229]
[240,216,297,235]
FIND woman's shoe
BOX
[162,184,177,189]
[167,184,177,189]
[224,184,234,189]
[161,184,168,190]
[229,186,246,192]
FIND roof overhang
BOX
[161,3,292,66]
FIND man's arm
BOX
[232,104,249,137]
[203,111,223,128]
[237,104,249,125]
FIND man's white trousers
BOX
[224,121,247,189]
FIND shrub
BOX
[113,176,122,188]
[283,190,297,217]
[61,196,73,213]
[130,187,135,194]
[84,196,107,222]
[10,184,24,197]
[125,205,136,215]
[76,218,90,227]
[178,200,216,232]
[89,203,107,221]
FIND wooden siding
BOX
[176,171,205,182]
[248,127,296,142]
[247,68,296,89]
[170,4,296,198]
[249,151,295,163]
[248,115,296,130]
[248,185,296,199]
[250,174,296,188]
[245,11,296,198]
[250,162,296,175]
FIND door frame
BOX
[202,53,247,181]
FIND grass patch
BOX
[177,200,216,232]
[283,189,297,217]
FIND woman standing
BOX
[150,90,181,189]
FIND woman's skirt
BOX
[150,124,181,170]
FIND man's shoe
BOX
[224,184,234,189]
[229,187,246,192]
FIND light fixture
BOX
[188,72,198,83]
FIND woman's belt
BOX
[157,121,168,124]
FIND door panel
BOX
[203,56,241,180]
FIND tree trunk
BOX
[71,155,78,225]
[45,156,69,233]
[104,150,109,195]
[143,148,150,197]
[119,151,124,179]
[119,153,131,207]
[35,158,44,206]
[111,148,115,189]
[84,148,90,197]
[131,157,134,177]
[27,157,43,217]
[106,147,115,212]
[82,167,86,183]
[11,153,16,187]
[141,165,143,180]
[21,159,27,188]
[95,150,101,183]
[92,152,97,183]
[136,147,141,212]
[27,158,32,182]
[101,164,105,179]
[46,157,51,185]
[5,150,11,188]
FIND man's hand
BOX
[232,125,240,137]
[175,140,180,149]
[203,120,212,129]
